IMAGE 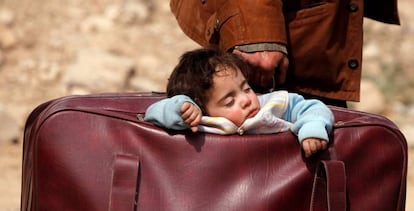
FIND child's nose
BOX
[240,94,251,108]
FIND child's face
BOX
[204,67,260,127]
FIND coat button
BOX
[349,2,358,12]
[201,0,206,4]
[348,59,359,69]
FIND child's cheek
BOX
[224,109,245,127]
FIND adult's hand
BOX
[233,50,289,92]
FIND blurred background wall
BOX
[0,0,412,210]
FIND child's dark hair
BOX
[167,48,250,114]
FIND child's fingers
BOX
[308,139,319,153]
[189,113,202,126]
[183,111,199,125]
[304,146,312,158]
[181,103,202,126]
[321,140,328,150]
[180,102,193,117]
[302,138,328,158]
[302,140,313,158]
[181,103,196,118]
[180,102,191,111]
[190,126,198,132]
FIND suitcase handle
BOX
[310,160,347,211]
[109,154,140,211]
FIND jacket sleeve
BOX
[283,93,334,143]
[144,95,198,130]
[170,0,287,51]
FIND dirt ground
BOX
[0,0,413,210]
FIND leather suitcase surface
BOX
[21,92,407,211]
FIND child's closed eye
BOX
[243,84,252,93]
[224,98,235,107]
[244,87,252,93]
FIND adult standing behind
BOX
[169,0,400,107]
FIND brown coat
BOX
[170,0,400,101]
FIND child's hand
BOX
[181,102,202,132]
[301,138,328,158]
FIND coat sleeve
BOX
[283,93,334,143]
[144,95,197,130]
[170,0,287,51]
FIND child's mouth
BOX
[247,109,258,119]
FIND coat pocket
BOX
[285,1,334,28]
[284,1,346,88]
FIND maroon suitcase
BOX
[21,92,407,211]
